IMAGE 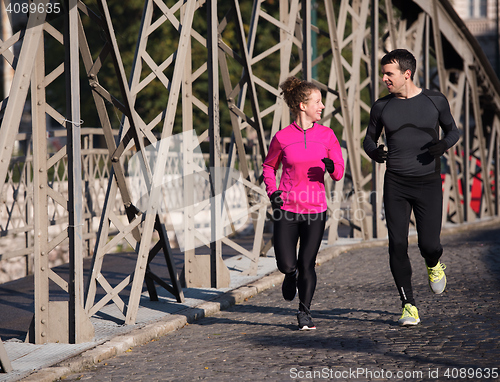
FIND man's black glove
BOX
[270,190,284,210]
[428,140,447,158]
[321,158,334,174]
[372,144,387,163]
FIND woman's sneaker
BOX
[398,303,420,326]
[297,304,316,330]
[282,271,297,301]
[427,261,447,294]
[297,311,316,330]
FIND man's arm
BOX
[363,101,386,162]
[428,91,460,155]
[438,100,460,150]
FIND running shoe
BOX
[282,271,297,301]
[398,303,420,326]
[427,261,447,294]
[297,310,316,330]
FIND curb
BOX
[20,217,500,381]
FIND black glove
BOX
[428,140,447,158]
[270,190,284,210]
[372,144,387,163]
[321,158,334,174]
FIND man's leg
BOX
[413,176,443,267]
[384,172,415,306]
[413,176,446,294]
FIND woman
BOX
[263,76,344,330]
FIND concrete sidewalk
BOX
[1,253,282,382]
[2,217,500,381]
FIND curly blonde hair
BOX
[280,76,319,117]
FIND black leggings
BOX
[384,171,443,307]
[273,210,326,311]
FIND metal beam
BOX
[0,3,46,192]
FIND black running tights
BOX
[273,210,326,311]
[384,171,444,307]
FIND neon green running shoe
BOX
[398,303,420,326]
[427,261,447,294]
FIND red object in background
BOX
[442,155,496,214]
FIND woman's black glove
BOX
[428,140,447,157]
[270,190,284,210]
[321,158,334,174]
[372,144,387,163]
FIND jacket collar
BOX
[292,121,316,132]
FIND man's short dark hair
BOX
[381,49,417,81]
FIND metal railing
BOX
[0,129,267,281]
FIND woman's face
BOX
[300,89,325,122]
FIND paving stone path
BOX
[60,225,500,381]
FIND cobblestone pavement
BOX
[60,225,500,382]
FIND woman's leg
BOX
[296,212,326,311]
[273,210,300,275]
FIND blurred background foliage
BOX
[39,0,370,150]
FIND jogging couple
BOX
[263,49,459,330]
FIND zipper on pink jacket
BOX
[293,121,312,149]
[303,122,313,148]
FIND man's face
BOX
[381,61,409,95]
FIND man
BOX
[363,49,459,326]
